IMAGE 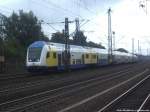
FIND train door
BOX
[58,54,61,67]
[82,54,84,64]
[97,54,99,64]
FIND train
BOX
[26,41,138,72]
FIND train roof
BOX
[29,41,107,53]
[29,41,134,56]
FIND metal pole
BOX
[64,18,70,71]
[132,38,134,62]
[108,8,113,64]
[140,46,142,55]
[138,40,140,55]
[75,18,80,43]
[75,18,80,33]
[146,0,148,15]
[112,31,115,51]
[147,48,148,56]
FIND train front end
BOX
[26,41,47,72]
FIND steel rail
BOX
[98,69,150,112]
[0,68,130,94]
[0,69,132,111]
[137,94,150,112]
[58,69,149,112]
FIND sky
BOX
[0,0,150,55]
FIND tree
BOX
[50,30,106,49]
[87,41,105,49]
[4,10,48,47]
[0,38,3,55]
[116,48,128,53]
[73,31,87,46]
[2,10,49,59]
[50,32,65,43]
[0,14,6,41]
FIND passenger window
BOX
[46,52,50,58]
[73,59,75,64]
[53,52,56,58]
[92,55,96,59]
[86,54,89,58]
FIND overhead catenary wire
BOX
[42,0,83,19]
[31,0,76,19]
[0,0,100,29]
[30,0,84,23]
[73,0,97,15]
[41,19,78,38]
[73,0,102,28]
[46,23,60,32]
[31,0,85,34]
[0,0,107,48]
[80,19,90,28]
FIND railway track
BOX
[0,62,148,112]
[0,62,140,82]
[0,63,133,84]
[58,69,149,112]
[138,94,150,112]
[0,68,132,111]
[0,73,29,80]
[99,72,150,112]
[0,64,134,99]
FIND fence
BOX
[0,57,27,74]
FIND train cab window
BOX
[46,52,50,58]
[28,47,42,62]
[53,52,56,59]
